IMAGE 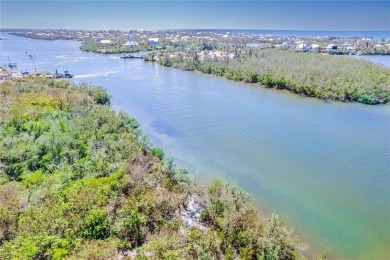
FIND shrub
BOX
[92,87,111,105]
[151,148,165,160]
[83,209,111,239]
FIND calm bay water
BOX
[349,55,390,68]
[1,33,389,259]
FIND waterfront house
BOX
[326,44,338,50]
[311,44,321,51]
[124,41,139,48]
[341,42,356,52]
[99,39,112,44]
[296,42,311,52]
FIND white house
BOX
[341,43,356,51]
[181,36,190,42]
[148,38,160,45]
[326,44,338,50]
[124,41,139,48]
[311,44,321,51]
[296,42,311,52]
[99,39,112,44]
[362,37,374,41]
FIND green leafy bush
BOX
[83,209,112,239]
[92,87,111,105]
[151,148,165,160]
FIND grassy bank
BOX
[0,77,307,259]
[158,48,390,105]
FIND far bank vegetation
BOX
[156,48,390,105]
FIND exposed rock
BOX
[178,197,207,230]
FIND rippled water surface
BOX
[1,33,389,259]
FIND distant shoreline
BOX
[5,31,390,105]
[2,28,390,39]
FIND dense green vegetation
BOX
[80,40,152,54]
[159,48,390,104]
[0,77,306,259]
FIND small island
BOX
[9,29,390,105]
[153,47,390,105]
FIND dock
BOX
[0,66,75,82]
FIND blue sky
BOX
[1,1,389,30]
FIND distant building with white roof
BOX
[148,38,159,45]
[296,42,311,52]
[326,44,338,50]
[311,44,321,51]
[342,43,356,51]
[99,39,112,44]
[124,41,139,48]
[362,37,373,41]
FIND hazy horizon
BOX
[1,28,390,32]
[1,1,389,31]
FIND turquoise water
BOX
[1,33,389,259]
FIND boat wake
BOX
[109,55,121,60]
[73,70,119,78]
[55,55,68,59]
